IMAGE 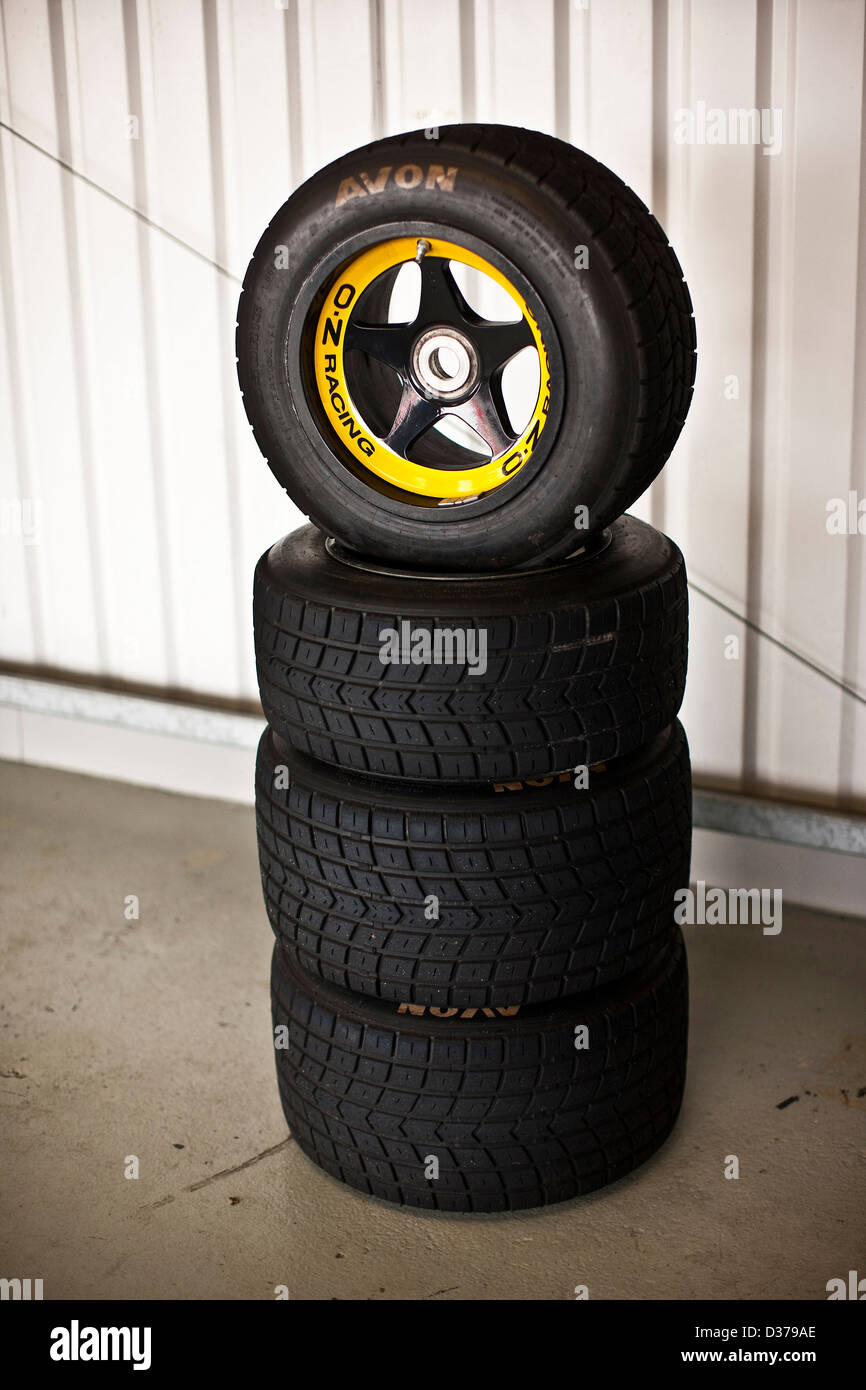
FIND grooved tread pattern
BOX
[256,722,692,1009]
[253,537,688,783]
[270,931,689,1212]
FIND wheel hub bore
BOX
[411,326,479,402]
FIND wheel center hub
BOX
[411,325,479,401]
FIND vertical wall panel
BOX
[56,0,164,685]
[224,0,294,269]
[0,0,863,806]
[63,0,138,205]
[381,0,462,133]
[840,0,866,804]
[296,0,377,173]
[667,0,758,783]
[476,0,557,134]
[752,0,864,801]
[0,143,39,665]
[131,0,241,695]
[1,0,102,674]
[0,7,40,666]
[585,0,655,207]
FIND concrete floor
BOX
[1,758,864,1302]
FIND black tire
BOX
[256,719,691,1009]
[270,929,688,1212]
[254,515,688,784]
[237,124,695,572]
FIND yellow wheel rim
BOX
[312,236,551,500]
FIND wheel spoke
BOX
[343,320,413,374]
[447,383,517,457]
[488,369,514,439]
[383,384,442,454]
[415,256,472,328]
[471,317,535,373]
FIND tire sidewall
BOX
[259,513,680,618]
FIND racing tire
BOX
[237,124,696,571]
[254,514,688,784]
[270,927,689,1212]
[256,719,692,1009]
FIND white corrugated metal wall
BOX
[0,0,864,811]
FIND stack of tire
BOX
[237,126,696,1213]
